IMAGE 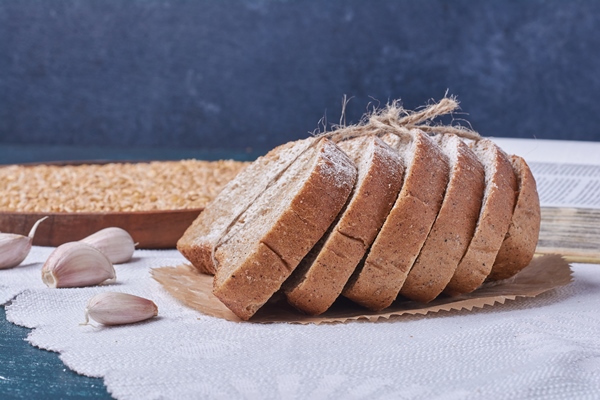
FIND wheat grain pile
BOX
[0,160,248,213]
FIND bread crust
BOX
[342,131,449,310]
[399,134,485,303]
[177,138,315,274]
[487,155,541,281]
[212,139,357,320]
[444,139,517,295]
[283,136,404,315]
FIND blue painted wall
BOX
[1,0,599,153]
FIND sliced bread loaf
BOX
[342,131,450,310]
[399,134,485,303]
[177,138,316,274]
[212,138,357,320]
[283,135,404,315]
[444,139,517,296]
[487,155,541,281]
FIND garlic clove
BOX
[0,216,48,270]
[0,234,32,270]
[42,242,116,288]
[80,227,136,264]
[82,292,158,326]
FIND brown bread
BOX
[444,139,517,295]
[179,133,539,318]
[177,138,316,274]
[487,155,541,281]
[399,134,485,303]
[283,135,404,315]
[212,138,357,320]
[342,131,449,310]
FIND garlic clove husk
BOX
[42,242,116,288]
[0,216,48,270]
[82,292,158,326]
[80,227,136,264]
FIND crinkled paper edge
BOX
[151,254,572,324]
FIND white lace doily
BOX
[2,246,600,399]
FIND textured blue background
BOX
[1,0,600,154]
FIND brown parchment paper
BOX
[151,254,572,324]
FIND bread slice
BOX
[399,134,485,303]
[177,137,316,274]
[487,155,541,281]
[212,138,357,320]
[342,131,450,310]
[283,135,404,315]
[444,139,517,296]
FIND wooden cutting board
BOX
[0,209,202,249]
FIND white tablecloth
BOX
[2,246,600,399]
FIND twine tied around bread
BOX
[319,96,481,143]
[208,96,479,273]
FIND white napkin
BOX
[2,246,600,399]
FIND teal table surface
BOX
[0,144,263,165]
[0,306,111,399]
